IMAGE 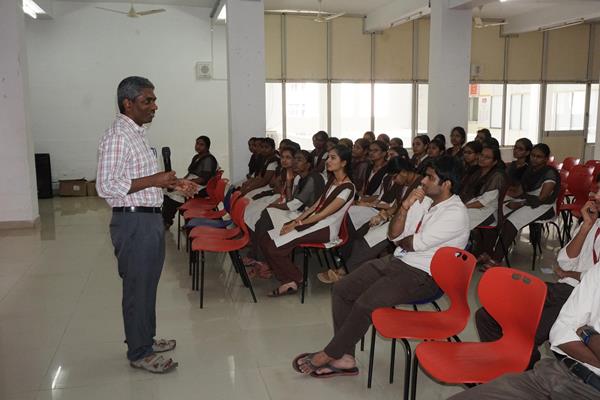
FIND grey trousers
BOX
[323,257,439,359]
[448,358,600,400]
[110,212,165,361]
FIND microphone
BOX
[162,147,172,172]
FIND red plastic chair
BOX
[190,197,257,308]
[368,248,476,400]
[561,156,580,172]
[559,165,593,221]
[585,159,600,168]
[297,214,350,304]
[414,267,546,391]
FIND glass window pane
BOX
[588,84,599,144]
[265,83,283,144]
[374,83,412,146]
[545,84,586,131]
[285,82,328,150]
[505,84,540,146]
[331,83,372,140]
[467,84,503,142]
[417,84,428,134]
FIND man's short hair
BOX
[431,156,464,195]
[117,76,154,113]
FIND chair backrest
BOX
[337,214,350,246]
[223,185,236,211]
[585,160,600,168]
[212,178,230,204]
[567,165,594,205]
[230,197,250,233]
[478,268,546,356]
[204,174,221,199]
[562,157,580,172]
[430,247,476,325]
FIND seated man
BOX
[449,263,600,400]
[475,176,600,369]
[293,156,470,377]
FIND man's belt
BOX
[112,206,162,213]
[553,351,600,392]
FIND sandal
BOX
[267,285,298,297]
[152,338,176,353]
[310,364,359,379]
[292,352,320,373]
[317,268,345,284]
[130,353,178,374]
[254,262,273,279]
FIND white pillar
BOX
[226,0,266,183]
[427,1,472,139]
[0,0,39,227]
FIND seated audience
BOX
[162,135,218,229]
[311,130,329,176]
[474,178,600,370]
[351,139,371,193]
[279,138,301,153]
[377,133,390,144]
[241,137,279,196]
[247,137,263,179]
[411,134,430,172]
[326,137,340,151]
[432,134,446,147]
[359,140,389,200]
[506,138,533,197]
[475,128,492,143]
[259,145,355,297]
[363,131,376,142]
[427,138,446,159]
[390,137,403,148]
[449,264,600,400]
[339,138,353,149]
[292,156,469,378]
[449,126,467,158]
[480,143,560,267]
[460,141,483,197]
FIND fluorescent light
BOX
[22,0,46,19]
[539,18,584,32]
[217,5,226,22]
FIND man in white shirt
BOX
[449,264,600,400]
[292,156,470,378]
[475,179,600,369]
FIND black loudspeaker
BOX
[35,153,53,199]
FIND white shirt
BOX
[556,220,600,287]
[392,195,470,275]
[550,264,600,376]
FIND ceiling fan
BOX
[313,0,345,23]
[96,1,166,18]
[473,5,506,29]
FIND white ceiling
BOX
[263,0,392,15]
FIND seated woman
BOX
[426,138,445,159]
[259,145,355,297]
[448,126,466,158]
[358,140,389,202]
[240,137,279,197]
[351,139,370,194]
[464,144,506,230]
[338,138,353,149]
[506,137,532,198]
[326,137,339,151]
[247,137,263,179]
[459,140,483,200]
[321,157,422,283]
[243,146,296,234]
[411,134,430,171]
[311,131,329,176]
[363,131,376,143]
[246,150,326,276]
[390,137,403,148]
[162,135,218,229]
[480,143,560,267]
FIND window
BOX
[505,84,540,146]
[374,83,412,145]
[545,84,586,131]
[331,83,372,140]
[467,84,503,142]
[588,84,599,144]
[265,83,283,145]
[285,82,328,150]
[417,84,428,134]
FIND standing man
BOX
[97,76,197,373]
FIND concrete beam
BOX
[364,0,430,33]
[503,2,600,34]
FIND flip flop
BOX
[292,352,319,373]
[267,286,298,297]
[310,364,359,379]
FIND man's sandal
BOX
[292,352,320,373]
[130,353,178,374]
[152,338,176,353]
[310,364,359,378]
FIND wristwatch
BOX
[579,326,599,345]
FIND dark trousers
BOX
[248,209,274,262]
[339,222,391,272]
[259,228,330,284]
[475,282,574,369]
[110,212,165,361]
[162,195,182,227]
[323,257,439,359]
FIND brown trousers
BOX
[323,257,439,359]
[259,227,330,284]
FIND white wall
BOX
[25,1,229,184]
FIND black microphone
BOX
[162,147,172,172]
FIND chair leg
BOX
[302,248,309,304]
[389,338,396,384]
[191,250,196,290]
[200,251,205,309]
[367,325,376,389]
[315,250,324,268]
[500,235,511,268]
[400,339,411,400]
[360,335,365,351]
[234,250,257,303]
[177,210,181,250]
[410,353,419,400]
[189,240,193,276]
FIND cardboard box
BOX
[86,180,98,196]
[58,179,88,197]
